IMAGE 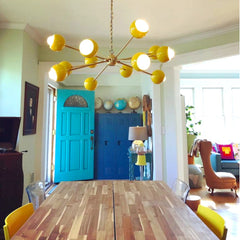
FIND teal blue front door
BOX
[54,89,95,182]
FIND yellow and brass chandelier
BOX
[47,0,175,91]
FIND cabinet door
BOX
[0,153,23,227]
[94,113,142,179]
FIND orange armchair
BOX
[199,140,238,197]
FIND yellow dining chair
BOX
[3,203,34,240]
[196,204,227,240]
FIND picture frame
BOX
[23,82,39,135]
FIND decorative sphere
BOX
[120,65,133,78]
[151,70,166,84]
[128,96,141,110]
[84,77,97,91]
[103,100,113,111]
[114,99,127,111]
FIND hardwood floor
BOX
[189,178,240,240]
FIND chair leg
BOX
[208,188,214,195]
[234,187,238,198]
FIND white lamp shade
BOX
[128,126,148,141]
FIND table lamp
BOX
[128,126,148,180]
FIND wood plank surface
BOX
[11,181,114,240]
[11,180,218,240]
[113,181,218,240]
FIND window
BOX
[181,79,240,143]
[201,88,225,142]
[231,88,240,142]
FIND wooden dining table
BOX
[11,180,218,240]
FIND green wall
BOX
[173,28,239,54]
[0,28,40,204]
[0,29,23,116]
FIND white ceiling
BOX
[182,55,240,71]
[0,0,239,48]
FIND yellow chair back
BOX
[3,203,34,240]
[196,204,227,240]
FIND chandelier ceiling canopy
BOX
[47,0,175,91]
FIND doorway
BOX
[44,85,56,187]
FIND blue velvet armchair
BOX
[210,152,239,176]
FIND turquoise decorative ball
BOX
[114,99,127,111]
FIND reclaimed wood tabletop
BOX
[11,180,218,240]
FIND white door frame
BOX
[152,42,239,186]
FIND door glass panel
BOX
[64,95,88,107]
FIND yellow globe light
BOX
[48,64,67,82]
[130,19,149,38]
[47,34,65,51]
[156,46,175,63]
[84,77,98,91]
[119,65,133,78]
[85,57,98,68]
[79,39,98,58]
[148,45,160,59]
[151,70,166,84]
[59,61,72,76]
[131,53,150,71]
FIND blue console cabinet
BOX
[94,113,142,179]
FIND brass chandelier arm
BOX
[139,69,152,76]
[147,53,155,58]
[118,57,132,61]
[95,63,110,80]
[95,55,106,60]
[70,60,108,71]
[117,61,132,68]
[115,36,134,58]
[117,60,151,76]
[65,45,80,51]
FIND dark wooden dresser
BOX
[0,117,23,229]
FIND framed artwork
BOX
[23,82,39,135]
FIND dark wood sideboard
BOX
[0,117,23,230]
[0,152,23,227]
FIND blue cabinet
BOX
[94,113,142,179]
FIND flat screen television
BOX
[0,117,21,152]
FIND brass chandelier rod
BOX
[70,60,108,71]
[117,61,152,76]
[109,0,114,55]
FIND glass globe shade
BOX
[47,34,65,51]
[48,68,57,81]
[80,39,95,57]
[137,54,150,70]
[47,35,54,46]
[48,64,66,82]
[168,47,175,60]
[135,19,149,33]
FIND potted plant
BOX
[185,105,201,163]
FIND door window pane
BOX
[64,95,88,107]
